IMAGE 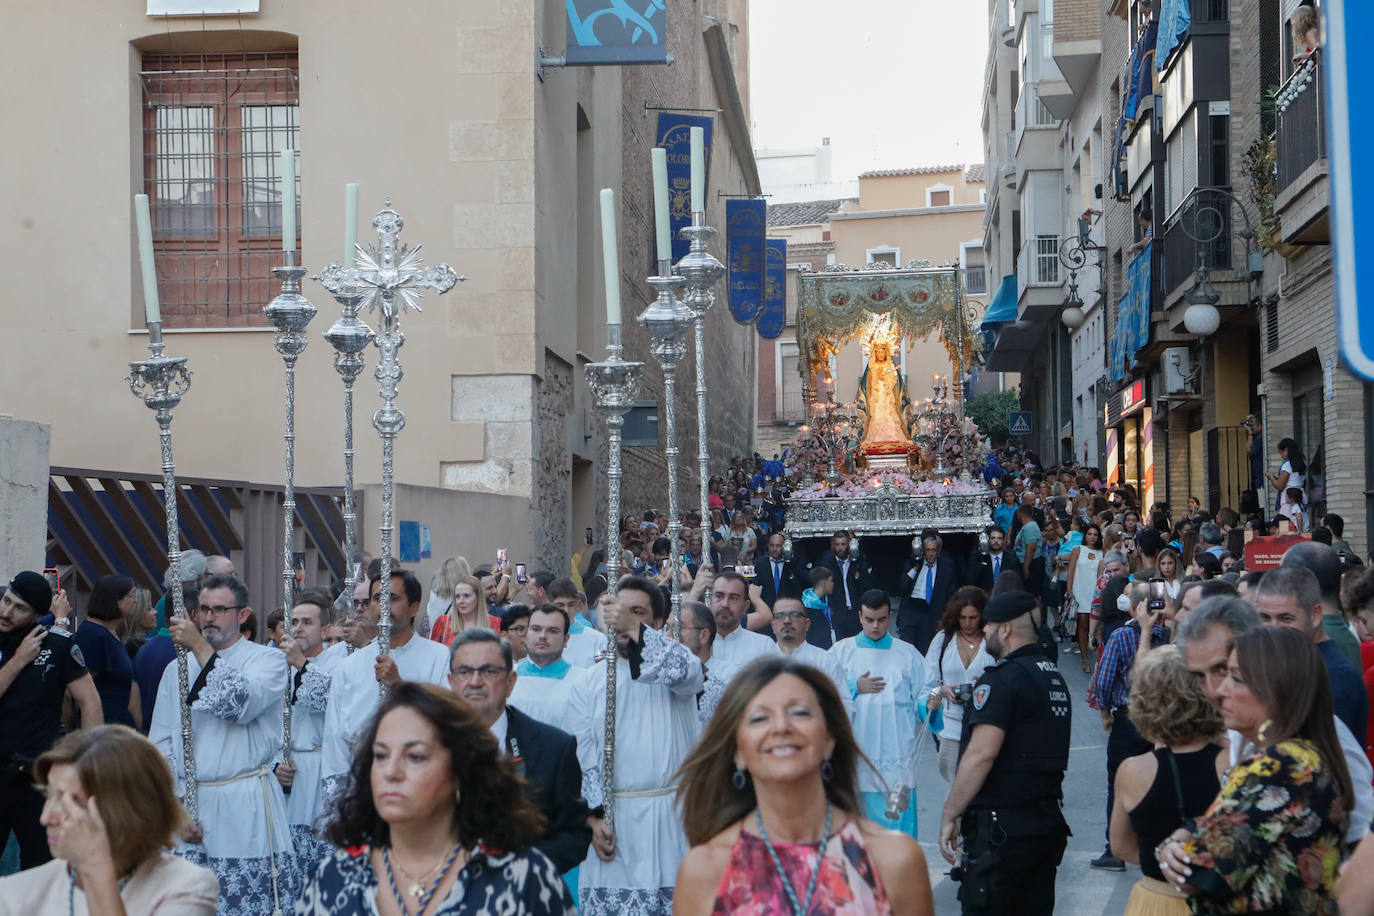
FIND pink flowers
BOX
[789,468,991,500]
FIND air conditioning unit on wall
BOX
[1163,347,1196,395]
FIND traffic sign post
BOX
[1327,0,1374,379]
[1008,411,1033,437]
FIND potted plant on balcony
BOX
[1243,102,1302,259]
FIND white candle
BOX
[344,182,359,265]
[133,194,161,326]
[652,147,671,264]
[281,149,296,252]
[690,126,704,213]
[599,188,622,325]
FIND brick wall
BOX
[1056,0,1102,44]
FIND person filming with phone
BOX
[0,572,104,869]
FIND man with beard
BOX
[272,589,348,881]
[566,575,703,916]
[320,568,450,795]
[448,627,592,877]
[769,595,852,718]
[0,573,101,868]
[149,574,299,915]
[809,530,874,643]
[508,603,591,727]
[939,590,1071,916]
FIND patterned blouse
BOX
[1181,739,1347,914]
[712,818,891,915]
[294,844,576,916]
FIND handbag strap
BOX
[1164,748,1186,821]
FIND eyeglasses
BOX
[773,612,807,621]
[504,624,528,635]
[197,604,245,616]
[369,593,403,605]
[450,665,509,680]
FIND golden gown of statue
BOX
[857,340,915,452]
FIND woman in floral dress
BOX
[1156,626,1351,914]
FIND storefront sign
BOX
[1121,378,1146,416]
[565,0,670,66]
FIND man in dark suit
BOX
[753,532,804,610]
[448,629,592,874]
[808,530,874,643]
[899,532,957,653]
[966,525,1012,594]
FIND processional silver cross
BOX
[316,201,463,676]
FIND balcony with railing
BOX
[1014,83,1060,179]
[769,389,808,424]
[1162,188,1233,299]
[1016,234,1064,322]
[1274,49,1330,244]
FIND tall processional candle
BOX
[281,149,297,253]
[652,147,671,264]
[134,194,161,327]
[344,183,359,266]
[600,188,621,325]
[690,126,705,214]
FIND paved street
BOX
[914,646,1137,913]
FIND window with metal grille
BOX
[1036,235,1061,284]
[141,52,301,329]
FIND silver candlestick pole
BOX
[584,322,643,836]
[127,325,197,820]
[676,212,726,532]
[638,259,695,636]
[316,201,461,693]
[318,263,374,633]
[265,252,317,763]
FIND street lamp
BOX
[1173,187,1261,339]
[1058,233,1091,330]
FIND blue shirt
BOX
[74,620,135,728]
[132,634,176,733]
[1319,639,1370,748]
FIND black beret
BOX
[983,590,1039,623]
[9,570,53,617]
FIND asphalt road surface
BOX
[915,641,1139,913]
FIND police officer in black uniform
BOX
[0,571,102,868]
[939,589,1072,915]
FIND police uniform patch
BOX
[973,684,991,710]
[69,644,85,666]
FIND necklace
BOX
[754,802,833,916]
[67,865,135,916]
[383,843,465,916]
[393,853,446,899]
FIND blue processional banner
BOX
[725,198,766,324]
[757,239,787,339]
[565,0,670,66]
[655,113,714,263]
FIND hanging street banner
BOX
[726,198,766,324]
[565,0,670,66]
[758,239,788,339]
[655,113,714,262]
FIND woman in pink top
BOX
[673,656,933,915]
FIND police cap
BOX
[983,590,1038,623]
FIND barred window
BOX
[141,53,300,328]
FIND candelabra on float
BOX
[316,201,461,690]
[319,270,374,633]
[584,322,642,836]
[804,400,859,492]
[676,212,726,528]
[638,260,695,635]
[265,252,317,762]
[127,325,198,820]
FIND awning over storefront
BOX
[979,275,1018,329]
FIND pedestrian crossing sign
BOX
[1008,411,1032,437]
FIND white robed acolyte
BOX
[509,655,592,727]
[567,623,703,916]
[829,629,926,837]
[319,634,450,794]
[282,640,348,877]
[563,614,606,669]
[149,636,301,916]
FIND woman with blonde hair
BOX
[1110,647,1227,915]
[673,656,932,915]
[428,574,492,646]
[423,557,471,637]
[0,724,218,914]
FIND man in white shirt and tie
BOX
[902,533,953,653]
[969,526,1010,594]
[754,533,801,611]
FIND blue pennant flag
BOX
[726,198,766,324]
[565,0,669,66]
[655,113,714,262]
[757,239,787,339]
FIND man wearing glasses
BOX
[319,568,449,800]
[770,595,853,719]
[148,573,299,915]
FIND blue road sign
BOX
[1328,0,1374,379]
[1009,411,1033,437]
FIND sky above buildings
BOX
[749,0,990,179]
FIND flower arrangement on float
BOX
[789,468,990,501]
